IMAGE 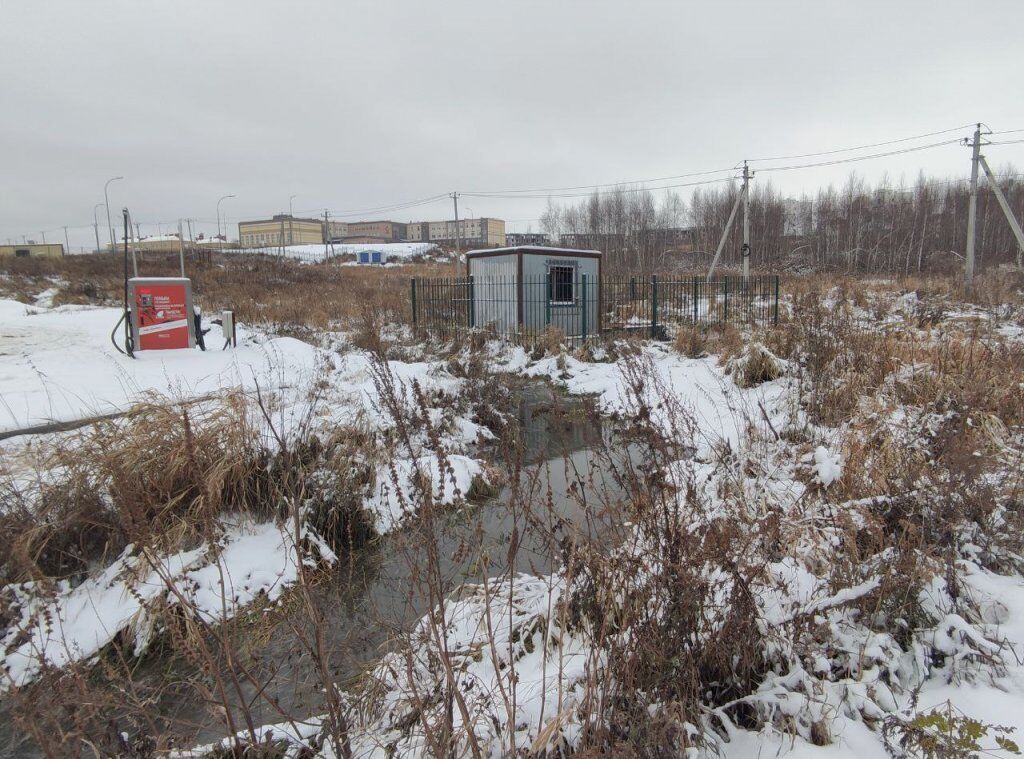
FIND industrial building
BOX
[506,232,550,247]
[405,217,505,247]
[0,243,64,258]
[238,215,324,248]
[340,220,406,244]
[326,220,348,241]
[237,213,505,248]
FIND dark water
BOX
[1,383,631,754]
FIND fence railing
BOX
[410,274,780,340]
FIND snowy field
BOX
[2,282,1024,758]
[227,242,439,264]
[0,298,319,434]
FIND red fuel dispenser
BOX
[128,277,195,350]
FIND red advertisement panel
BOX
[134,282,191,349]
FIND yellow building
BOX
[238,215,324,248]
[0,243,64,258]
[407,217,505,247]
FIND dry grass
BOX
[0,251,461,334]
[0,388,380,587]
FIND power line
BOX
[986,139,1024,146]
[463,166,737,197]
[755,138,963,173]
[745,124,976,163]
[463,175,737,201]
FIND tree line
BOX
[539,167,1023,275]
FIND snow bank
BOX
[0,299,319,434]
[523,344,794,456]
[1,518,335,691]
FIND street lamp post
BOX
[92,202,105,253]
[216,194,236,256]
[104,176,123,252]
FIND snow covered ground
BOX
[3,285,1024,757]
[0,298,495,695]
[0,299,319,434]
[227,242,438,264]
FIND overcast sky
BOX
[2,0,1023,249]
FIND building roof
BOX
[466,245,601,258]
[238,216,322,226]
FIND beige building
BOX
[326,220,348,241]
[0,242,64,258]
[340,220,406,244]
[238,215,324,248]
[407,218,505,247]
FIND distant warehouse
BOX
[405,217,505,248]
[238,214,325,248]
[238,214,507,249]
[0,243,64,258]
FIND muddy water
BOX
[2,383,633,754]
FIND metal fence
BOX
[410,274,780,340]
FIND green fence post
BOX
[410,278,418,331]
[468,275,475,329]
[650,274,658,338]
[723,276,729,323]
[581,274,588,338]
[545,274,551,328]
[774,275,780,325]
[692,277,699,323]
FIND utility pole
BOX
[707,176,744,280]
[965,123,982,292]
[41,231,46,243]
[323,209,329,261]
[741,161,752,280]
[64,226,70,256]
[135,222,142,241]
[978,154,1024,270]
[289,195,297,248]
[177,219,186,276]
[94,204,105,252]
[451,191,461,254]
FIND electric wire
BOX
[11,124,1024,241]
[744,124,976,163]
[463,166,738,197]
[754,139,964,173]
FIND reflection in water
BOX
[2,382,633,753]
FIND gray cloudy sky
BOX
[2,0,1023,249]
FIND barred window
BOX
[549,265,575,304]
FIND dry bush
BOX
[0,388,380,587]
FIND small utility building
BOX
[0,243,64,258]
[465,246,601,336]
[356,249,386,265]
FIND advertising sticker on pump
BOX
[129,278,195,350]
